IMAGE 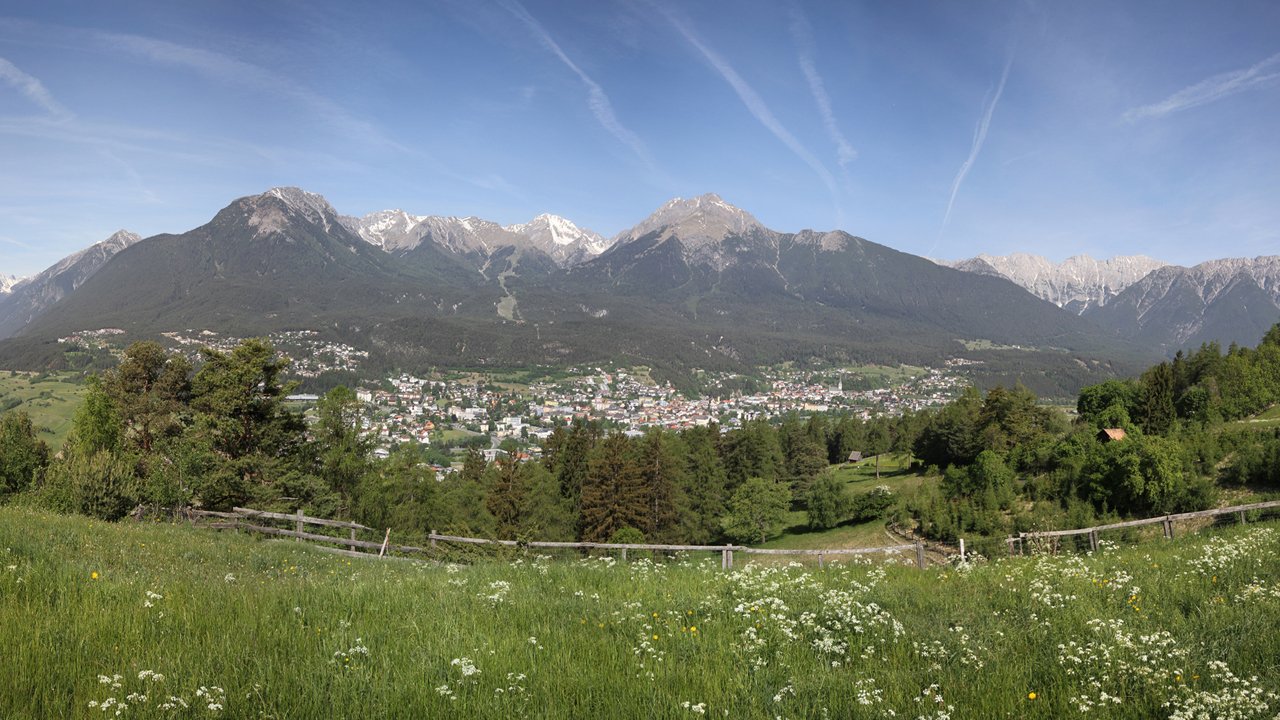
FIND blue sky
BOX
[1,0,1279,277]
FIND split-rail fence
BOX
[191,506,928,569]
[1004,499,1280,556]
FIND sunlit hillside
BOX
[4,507,1279,719]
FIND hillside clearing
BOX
[4,507,1280,719]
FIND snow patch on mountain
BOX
[505,214,610,265]
[340,207,610,267]
[0,274,25,294]
[246,187,341,237]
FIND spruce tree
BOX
[680,425,729,544]
[635,430,682,543]
[579,433,644,542]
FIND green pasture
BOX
[0,371,86,449]
[4,506,1279,718]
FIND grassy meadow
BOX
[4,506,1280,719]
[0,371,87,449]
[765,454,928,551]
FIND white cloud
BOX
[659,6,839,201]
[95,32,404,149]
[788,8,856,168]
[0,56,71,120]
[499,0,656,170]
[1124,52,1280,122]
[942,50,1015,231]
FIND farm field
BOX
[762,454,933,552]
[1226,404,1280,430]
[4,506,1280,718]
[828,453,927,495]
[0,371,86,449]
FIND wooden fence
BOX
[1004,499,1280,556]
[191,507,928,569]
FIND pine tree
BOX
[516,462,576,541]
[680,425,729,544]
[314,386,373,511]
[102,341,191,453]
[486,455,525,539]
[556,418,597,513]
[579,433,645,542]
[724,418,784,488]
[635,430,682,542]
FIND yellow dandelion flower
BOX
[1028,692,1037,700]
[652,634,659,641]
[690,626,697,633]
[91,571,99,580]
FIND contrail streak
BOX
[941,49,1014,231]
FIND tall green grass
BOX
[3,506,1279,718]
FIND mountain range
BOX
[0,187,1271,395]
[938,253,1167,314]
[0,230,143,339]
[942,252,1280,354]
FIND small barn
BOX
[1098,428,1127,443]
[847,451,864,463]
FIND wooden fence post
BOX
[817,552,825,569]
[294,508,303,541]
[1089,530,1098,553]
[430,530,437,551]
[915,542,926,569]
[1238,511,1247,525]
[1162,518,1173,539]
[621,548,628,562]
[959,538,965,563]
[722,546,733,570]
[379,529,390,558]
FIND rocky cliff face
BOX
[0,230,142,338]
[1084,256,1280,351]
[940,253,1167,313]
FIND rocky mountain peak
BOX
[0,274,24,294]
[505,213,610,263]
[244,187,340,236]
[103,229,143,248]
[339,209,430,252]
[264,187,337,218]
[0,228,146,338]
[614,193,765,248]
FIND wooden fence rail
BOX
[191,507,928,569]
[1005,499,1280,555]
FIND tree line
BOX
[908,323,1280,542]
[4,323,1280,547]
[0,339,915,545]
